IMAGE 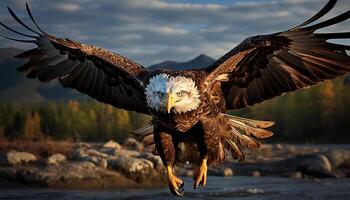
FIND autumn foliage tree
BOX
[22,112,43,140]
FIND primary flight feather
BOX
[1,0,349,196]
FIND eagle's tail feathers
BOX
[223,114,274,129]
[229,126,261,149]
[222,115,275,161]
[225,139,245,161]
[228,118,274,139]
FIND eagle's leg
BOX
[154,130,184,196]
[193,155,208,189]
[166,165,184,195]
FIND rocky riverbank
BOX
[0,139,166,189]
[0,139,349,189]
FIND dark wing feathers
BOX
[204,0,350,110]
[0,3,149,114]
[290,0,337,30]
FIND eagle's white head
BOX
[145,73,200,113]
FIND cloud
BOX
[0,0,349,66]
[54,3,80,12]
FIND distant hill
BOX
[149,54,215,71]
[0,48,216,102]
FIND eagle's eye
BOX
[176,91,187,97]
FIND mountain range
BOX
[0,48,216,103]
[148,54,215,71]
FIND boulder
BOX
[323,150,350,169]
[137,152,164,171]
[46,154,67,166]
[123,138,143,151]
[108,157,154,183]
[295,154,334,178]
[72,148,108,168]
[85,149,109,158]
[1,151,36,166]
[72,148,88,160]
[102,140,121,149]
[274,144,284,151]
[290,171,303,179]
[74,142,92,150]
[221,168,234,177]
[114,149,140,158]
[81,156,107,169]
[99,147,118,156]
[0,161,143,188]
[251,170,261,177]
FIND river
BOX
[0,176,349,200]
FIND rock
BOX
[137,152,164,171]
[114,149,140,158]
[100,148,140,158]
[123,138,143,151]
[75,142,91,149]
[0,161,146,188]
[221,168,234,177]
[46,154,67,166]
[72,148,88,160]
[99,147,118,156]
[102,140,121,149]
[81,156,108,169]
[1,151,36,166]
[323,150,350,169]
[108,157,154,183]
[85,149,109,158]
[296,154,334,178]
[275,144,284,151]
[251,170,261,177]
[72,148,108,168]
[290,171,303,179]
[284,145,296,153]
[99,158,108,169]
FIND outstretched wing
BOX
[203,0,350,110]
[0,3,150,114]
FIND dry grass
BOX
[0,137,75,159]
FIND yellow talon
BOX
[193,157,208,189]
[167,165,184,196]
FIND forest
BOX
[0,78,349,143]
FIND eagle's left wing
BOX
[203,0,350,110]
[0,4,150,114]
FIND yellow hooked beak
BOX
[166,93,175,113]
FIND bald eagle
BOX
[1,0,350,196]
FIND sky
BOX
[0,0,349,66]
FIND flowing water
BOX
[0,176,349,200]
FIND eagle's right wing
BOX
[203,0,350,111]
[0,3,150,114]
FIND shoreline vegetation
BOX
[0,77,350,144]
[0,137,349,189]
